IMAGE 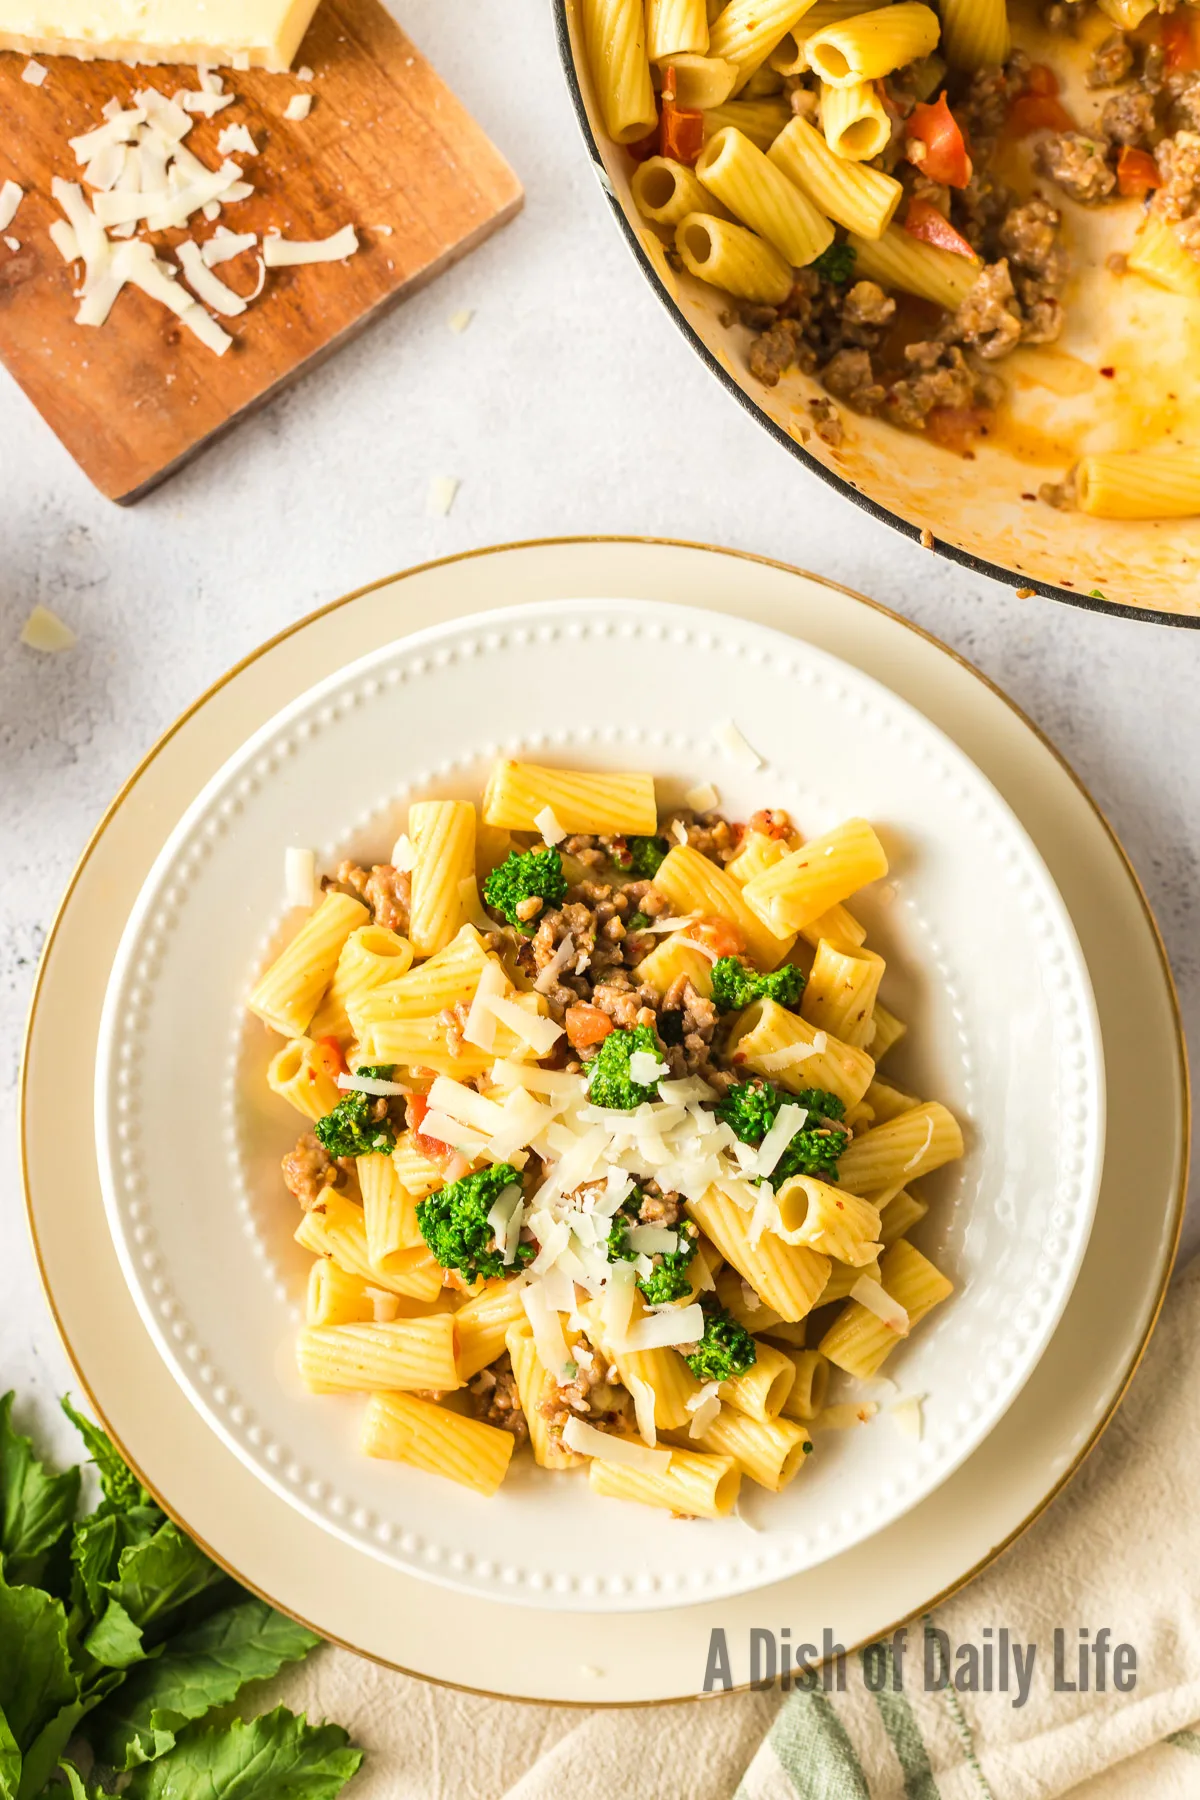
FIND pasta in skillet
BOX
[586,0,1200,514]
[250,760,963,1516]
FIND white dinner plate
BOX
[93,595,1104,1611]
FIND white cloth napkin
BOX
[260,1257,1200,1798]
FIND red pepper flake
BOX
[1099,366,1115,378]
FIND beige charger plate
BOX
[22,537,1188,1704]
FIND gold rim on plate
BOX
[20,536,1190,1705]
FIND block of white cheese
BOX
[0,0,323,70]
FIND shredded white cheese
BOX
[262,224,358,266]
[201,227,257,267]
[428,1075,507,1137]
[622,1302,704,1353]
[684,781,719,812]
[534,804,566,846]
[462,957,508,1054]
[671,819,690,846]
[366,1287,399,1324]
[533,931,576,994]
[426,475,460,518]
[561,1416,671,1472]
[180,88,235,116]
[48,220,81,262]
[628,1050,669,1087]
[19,605,76,653]
[284,846,315,906]
[217,123,260,157]
[813,1402,878,1429]
[336,1071,410,1098]
[715,717,764,770]
[176,238,247,315]
[448,306,473,333]
[3,237,18,253]
[623,1225,679,1256]
[686,1381,721,1438]
[626,1372,658,1447]
[22,60,47,85]
[284,94,313,121]
[849,1275,910,1335]
[0,182,22,233]
[890,1395,924,1439]
[389,831,417,873]
[521,1282,574,1384]
[480,993,563,1055]
[486,1184,525,1267]
[752,1102,808,1180]
[297,65,315,80]
[902,1114,936,1173]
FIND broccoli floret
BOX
[710,956,806,1014]
[314,1088,397,1159]
[613,835,669,878]
[352,1063,395,1081]
[585,1024,665,1110]
[715,1078,848,1185]
[608,1200,699,1304]
[482,847,567,932]
[684,1297,758,1383]
[813,242,857,285]
[416,1163,532,1283]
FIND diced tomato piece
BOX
[628,123,661,163]
[660,63,705,164]
[904,94,973,188]
[1116,145,1162,198]
[1024,62,1060,97]
[1163,9,1200,71]
[407,1092,454,1164]
[1005,92,1076,137]
[564,1004,615,1050]
[683,916,746,958]
[925,405,991,455]
[312,1036,347,1081]
[904,198,976,259]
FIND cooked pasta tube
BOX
[819,78,891,162]
[248,891,369,1037]
[454,1280,528,1380]
[685,1405,812,1489]
[670,51,740,105]
[482,759,657,834]
[836,1101,963,1198]
[687,1185,831,1321]
[695,126,835,267]
[505,1322,585,1470]
[775,1174,883,1265]
[715,1263,784,1332]
[353,1016,496,1078]
[869,999,906,1060]
[581,0,659,144]
[769,0,887,71]
[800,902,866,950]
[819,1238,952,1376]
[1096,0,1157,22]
[633,156,726,227]
[349,926,490,1031]
[646,0,709,59]
[308,925,413,1041]
[587,1446,741,1517]
[296,1313,460,1394]
[675,212,794,304]
[725,828,793,884]
[742,817,888,936]
[1076,445,1200,520]
[267,1036,341,1122]
[864,1077,921,1124]
[807,3,940,85]
[391,1132,445,1199]
[726,996,875,1108]
[777,1348,829,1420]
[938,0,1010,69]
[634,930,717,998]
[578,1298,700,1430]
[701,96,791,149]
[768,114,901,235]
[707,0,821,91]
[358,1150,422,1264]
[362,1391,514,1497]
[653,844,796,967]
[296,1191,444,1300]
[801,939,886,1047]
[878,1187,929,1247]
[306,1258,378,1327]
[742,62,786,94]
[720,1339,796,1420]
[759,1316,808,1347]
[848,225,980,311]
[408,800,477,957]
[817,1253,880,1304]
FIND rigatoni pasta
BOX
[768,114,902,237]
[580,0,658,144]
[258,759,962,1511]
[695,125,834,268]
[676,212,794,304]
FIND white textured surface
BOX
[1,0,1195,1490]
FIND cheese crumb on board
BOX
[217,123,259,157]
[3,236,18,251]
[448,307,473,333]
[176,238,247,316]
[284,93,312,121]
[20,604,76,652]
[297,64,314,80]
[201,227,257,267]
[0,2,324,71]
[426,476,460,517]
[262,224,358,266]
[22,58,47,84]
[0,181,22,232]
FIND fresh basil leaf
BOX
[125,1707,362,1800]
[0,1394,81,1586]
[105,1521,228,1642]
[0,1577,76,1753]
[94,1599,321,1771]
[60,1399,153,1516]
[0,1700,19,1800]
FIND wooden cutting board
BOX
[0,2,522,501]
